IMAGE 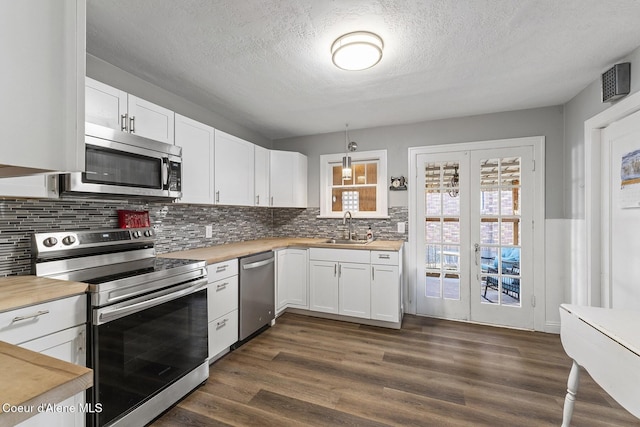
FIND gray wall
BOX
[87,54,272,148]
[274,106,565,219]
[564,45,640,219]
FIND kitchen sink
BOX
[326,238,374,245]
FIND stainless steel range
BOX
[32,228,209,427]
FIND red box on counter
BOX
[118,210,151,229]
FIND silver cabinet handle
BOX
[216,265,228,272]
[129,115,135,133]
[338,264,342,278]
[372,266,375,280]
[378,254,391,259]
[216,191,220,203]
[334,264,337,277]
[270,196,274,206]
[474,243,480,266]
[216,318,228,328]
[12,310,50,322]
[216,282,228,291]
[256,195,260,205]
[121,114,128,132]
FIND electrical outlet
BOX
[205,225,213,238]
[397,222,406,233]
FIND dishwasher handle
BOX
[242,257,275,270]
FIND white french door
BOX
[414,142,536,329]
[416,152,470,320]
[469,147,534,329]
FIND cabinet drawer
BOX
[0,295,86,346]
[208,275,239,320]
[209,309,238,358]
[207,259,238,282]
[309,248,370,263]
[371,251,399,265]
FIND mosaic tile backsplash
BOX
[0,198,407,277]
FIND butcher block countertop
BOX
[0,276,88,314]
[0,342,92,427]
[159,237,404,264]
[0,276,90,426]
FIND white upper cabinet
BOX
[85,77,175,144]
[254,145,270,207]
[270,150,308,208]
[85,77,127,130]
[214,129,255,206]
[175,114,215,204]
[127,95,175,144]
[0,0,85,177]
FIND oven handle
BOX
[95,278,208,325]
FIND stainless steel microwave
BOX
[61,123,182,199]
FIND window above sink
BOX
[319,150,388,219]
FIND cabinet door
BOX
[339,262,371,319]
[254,145,270,206]
[214,130,254,206]
[371,264,400,322]
[18,325,86,427]
[293,153,308,208]
[85,77,127,131]
[0,0,84,175]
[175,114,214,204]
[127,95,175,144]
[309,260,339,314]
[276,249,308,312]
[270,151,294,207]
[287,250,309,308]
[276,250,289,312]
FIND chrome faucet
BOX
[343,210,353,241]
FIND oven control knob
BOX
[144,230,153,237]
[62,235,76,246]
[132,231,141,238]
[43,237,58,247]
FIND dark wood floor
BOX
[151,313,639,426]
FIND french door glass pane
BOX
[424,161,461,301]
[479,157,521,307]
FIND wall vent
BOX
[602,62,631,103]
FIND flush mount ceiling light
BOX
[331,31,384,71]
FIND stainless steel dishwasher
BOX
[239,250,275,341]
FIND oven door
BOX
[90,279,208,427]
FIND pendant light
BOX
[447,167,460,197]
[342,124,357,180]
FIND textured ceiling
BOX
[87,0,640,140]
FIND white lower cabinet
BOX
[276,248,308,314]
[308,247,403,326]
[309,248,371,318]
[18,326,86,427]
[0,295,87,427]
[309,260,339,314]
[338,262,371,319]
[207,259,239,361]
[370,250,402,323]
[371,264,400,322]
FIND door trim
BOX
[408,136,546,331]
[584,90,640,308]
